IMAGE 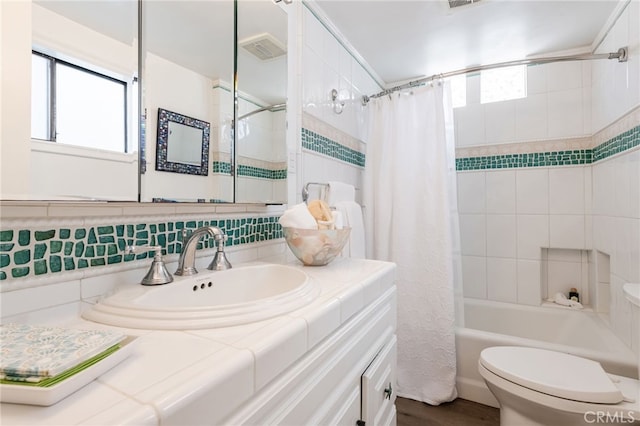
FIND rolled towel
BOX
[279,203,318,229]
[548,292,583,309]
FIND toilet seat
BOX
[480,346,624,404]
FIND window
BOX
[449,74,467,108]
[480,65,526,104]
[31,51,130,153]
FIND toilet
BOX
[479,346,640,425]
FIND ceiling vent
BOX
[239,33,286,61]
[448,0,480,8]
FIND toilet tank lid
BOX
[480,346,624,404]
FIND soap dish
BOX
[0,336,137,406]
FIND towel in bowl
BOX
[278,202,318,229]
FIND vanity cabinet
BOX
[219,286,397,426]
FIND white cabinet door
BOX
[361,335,397,426]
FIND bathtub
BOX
[455,298,639,407]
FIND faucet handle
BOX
[207,234,232,271]
[124,245,173,286]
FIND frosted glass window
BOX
[31,54,50,140]
[449,74,467,108]
[481,65,527,104]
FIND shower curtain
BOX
[363,83,463,405]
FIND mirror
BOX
[141,0,235,203]
[7,0,288,204]
[26,0,139,201]
[156,108,210,176]
[235,0,288,204]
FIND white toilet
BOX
[479,346,640,425]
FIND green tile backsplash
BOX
[0,216,283,281]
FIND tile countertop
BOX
[1,257,396,426]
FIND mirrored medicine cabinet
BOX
[12,0,288,204]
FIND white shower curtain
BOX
[363,83,462,405]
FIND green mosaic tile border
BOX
[456,150,592,170]
[0,216,283,281]
[212,161,286,179]
[237,165,287,180]
[593,125,640,162]
[456,125,639,171]
[212,161,232,175]
[301,128,366,167]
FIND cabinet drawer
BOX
[361,335,397,426]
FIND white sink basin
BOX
[82,264,318,330]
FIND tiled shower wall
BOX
[455,1,640,352]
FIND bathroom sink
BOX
[82,264,318,330]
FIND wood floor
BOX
[396,397,500,426]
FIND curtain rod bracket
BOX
[612,46,628,62]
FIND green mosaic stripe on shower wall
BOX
[0,216,283,281]
[237,165,287,180]
[301,128,366,167]
[593,125,640,162]
[456,149,592,171]
[456,125,639,171]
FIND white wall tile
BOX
[516,168,549,214]
[486,170,516,214]
[484,101,515,144]
[486,214,517,258]
[462,255,487,299]
[546,61,583,92]
[549,167,585,214]
[515,93,548,141]
[460,214,486,256]
[517,259,542,306]
[549,214,585,249]
[548,88,584,138]
[457,171,486,214]
[1,281,80,319]
[454,104,486,147]
[526,64,547,95]
[487,257,517,303]
[517,215,549,260]
[303,7,324,54]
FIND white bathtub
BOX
[455,298,639,407]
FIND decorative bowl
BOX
[282,227,351,266]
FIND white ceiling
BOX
[35,0,622,102]
[313,0,621,87]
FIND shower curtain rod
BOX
[362,46,628,104]
[237,103,286,121]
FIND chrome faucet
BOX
[175,226,231,276]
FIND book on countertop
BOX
[0,323,126,386]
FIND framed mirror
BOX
[156,108,210,176]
